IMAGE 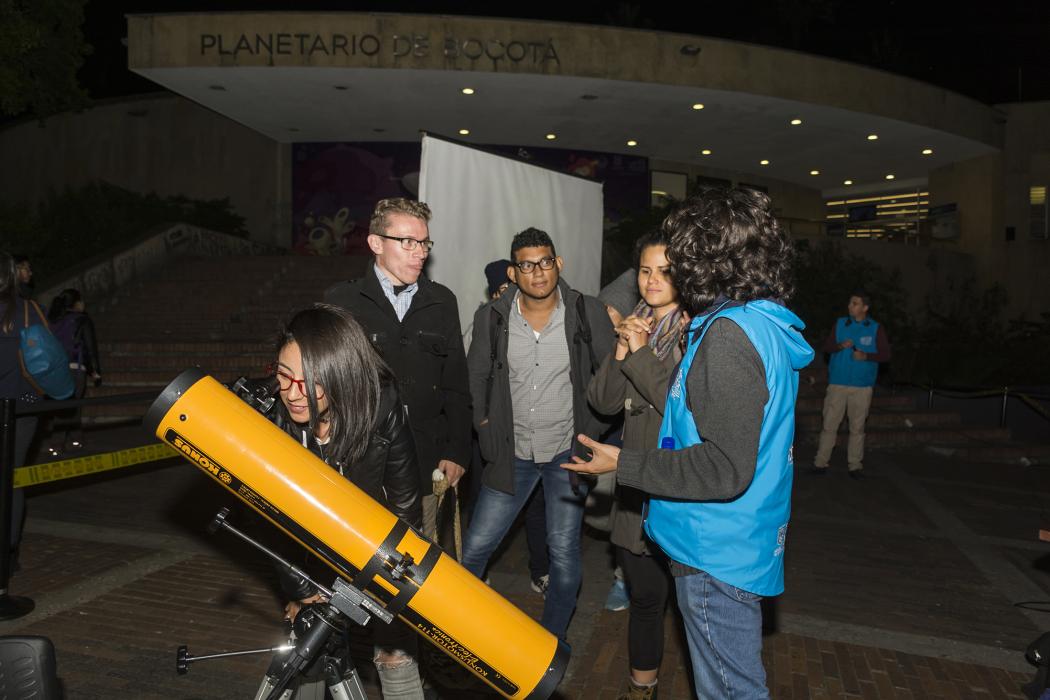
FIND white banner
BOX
[419,134,605,334]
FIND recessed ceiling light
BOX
[790,118,802,125]
[810,170,820,175]
[760,159,770,166]
[692,103,705,110]
[867,134,879,141]
[459,129,470,136]
[701,149,712,155]
[461,88,475,95]
[627,140,638,147]
[545,133,557,140]
[844,180,853,186]
[922,148,934,155]
[885,174,895,180]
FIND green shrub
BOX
[0,181,247,282]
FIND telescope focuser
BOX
[386,550,415,581]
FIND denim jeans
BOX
[675,569,769,699]
[461,449,586,639]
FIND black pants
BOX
[51,369,87,447]
[6,415,38,554]
[617,546,671,672]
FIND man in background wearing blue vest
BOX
[562,188,814,699]
[812,292,892,479]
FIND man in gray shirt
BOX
[462,228,615,640]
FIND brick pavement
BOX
[0,438,1046,699]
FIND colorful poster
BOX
[291,141,647,254]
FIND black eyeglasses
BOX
[374,234,435,252]
[513,256,556,273]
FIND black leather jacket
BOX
[256,379,423,528]
[240,377,423,599]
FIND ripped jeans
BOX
[373,647,424,700]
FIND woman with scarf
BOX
[586,231,686,700]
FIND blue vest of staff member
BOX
[562,188,814,699]
[647,300,814,597]
[827,316,881,387]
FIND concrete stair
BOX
[84,254,366,423]
[794,367,1036,462]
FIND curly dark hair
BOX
[663,187,795,315]
[510,227,557,259]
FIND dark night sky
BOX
[82,0,1050,105]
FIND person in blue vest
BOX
[812,291,892,479]
[562,187,814,700]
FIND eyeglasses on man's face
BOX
[513,256,556,274]
[374,233,435,252]
[268,364,326,399]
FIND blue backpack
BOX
[20,301,75,400]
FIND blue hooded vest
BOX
[827,317,881,387]
[646,300,814,596]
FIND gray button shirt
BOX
[508,290,573,461]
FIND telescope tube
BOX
[144,369,568,699]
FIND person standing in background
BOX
[812,291,892,479]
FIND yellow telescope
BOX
[144,369,568,699]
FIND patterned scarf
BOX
[630,299,687,361]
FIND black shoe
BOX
[809,466,828,475]
[849,470,864,480]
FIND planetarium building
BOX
[1,12,1045,318]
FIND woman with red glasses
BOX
[256,302,425,700]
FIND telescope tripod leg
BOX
[253,676,294,700]
[324,654,367,700]
[253,654,368,700]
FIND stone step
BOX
[100,352,269,370]
[795,410,960,431]
[796,393,914,412]
[101,340,270,354]
[100,366,270,385]
[796,425,1012,449]
[923,441,1050,465]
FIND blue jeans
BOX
[675,570,768,699]
[461,450,586,639]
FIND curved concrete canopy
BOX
[128,12,1001,195]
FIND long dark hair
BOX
[277,303,393,467]
[48,288,82,322]
[0,252,16,333]
[663,187,795,315]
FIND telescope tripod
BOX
[177,508,393,700]
[251,601,366,700]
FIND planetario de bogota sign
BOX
[199,32,561,66]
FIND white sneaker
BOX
[530,574,549,597]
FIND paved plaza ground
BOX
[1,427,1047,699]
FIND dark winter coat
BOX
[325,270,472,491]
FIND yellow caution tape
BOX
[14,442,179,488]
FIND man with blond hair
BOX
[326,198,471,538]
